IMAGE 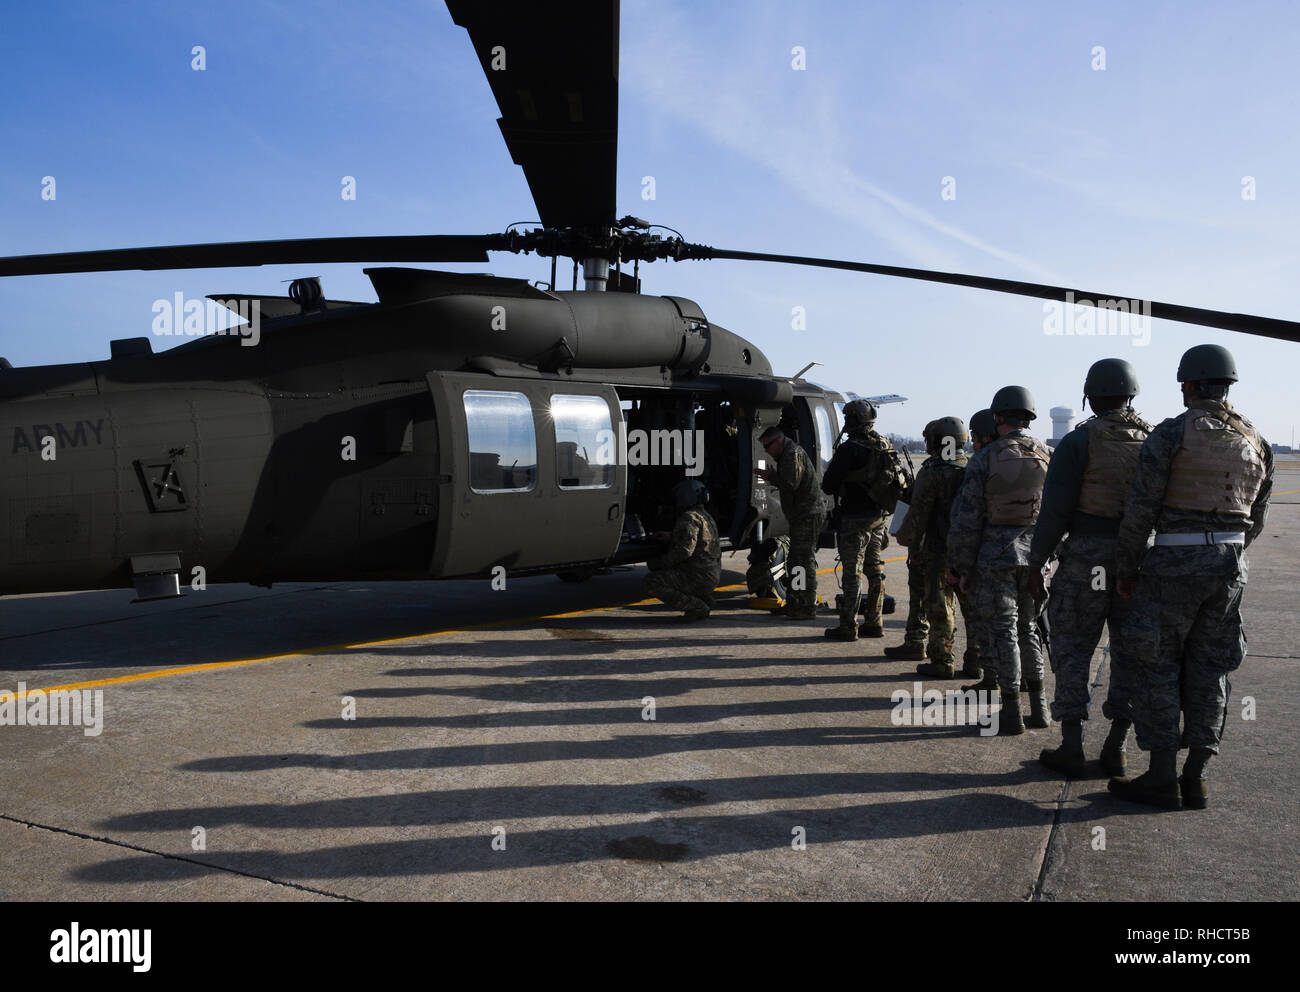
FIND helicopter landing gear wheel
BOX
[746,536,790,602]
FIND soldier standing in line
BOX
[886,420,936,658]
[889,416,976,679]
[948,388,1052,735]
[644,479,722,622]
[756,426,823,620]
[1109,344,1273,810]
[819,400,904,640]
[953,409,998,690]
[1030,359,1151,777]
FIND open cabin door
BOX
[426,372,626,578]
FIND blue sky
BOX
[2,0,1297,443]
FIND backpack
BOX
[866,443,914,514]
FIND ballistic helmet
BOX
[672,479,709,509]
[842,399,877,431]
[1084,358,1140,398]
[1176,344,1238,383]
[990,385,1037,420]
[970,409,998,439]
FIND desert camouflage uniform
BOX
[774,441,823,612]
[645,507,722,614]
[1029,409,1151,722]
[1116,400,1273,754]
[898,449,972,665]
[948,430,1051,689]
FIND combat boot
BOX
[1108,749,1181,810]
[1179,746,1213,810]
[883,642,926,660]
[1099,719,1131,776]
[682,607,710,622]
[857,622,884,638]
[998,692,1024,736]
[915,660,955,679]
[1039,719,1086,777]
[823,624,857,641]
[960,650,982,678]
[1024,679,1051,729]
[962,670,998,693]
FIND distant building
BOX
[1048,407,1074,448]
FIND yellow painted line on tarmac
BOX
[1275,488,1300,496]
[2,556,911,700]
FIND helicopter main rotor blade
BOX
[0,235,510,277]
[447,0,619,232]
[700,248,1300,344]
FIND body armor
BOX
[1076,409,1152,518]
[985,434,1051,526]
[1164,401,1267,518]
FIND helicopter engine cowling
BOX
[411,289,709,373]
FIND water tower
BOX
[1049,407,1074,444]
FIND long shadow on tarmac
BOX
[177,723,979,773]
[75,792,1144,884]
[98,770,1047,832]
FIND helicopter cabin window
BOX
[463,390,537,494]
[551,394,615,489]
[813,403,835,470]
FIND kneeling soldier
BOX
[645,479,722,621]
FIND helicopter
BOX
[1,1,1297,605]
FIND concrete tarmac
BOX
[2,464,1297,901]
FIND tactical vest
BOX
[1164,401,1268,517]
[984,434,1051,526]
[1076,409,1152,518]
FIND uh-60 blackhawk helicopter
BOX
[1,0,1297,605]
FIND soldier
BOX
[954,409,998,690]
[886,420,938,658]
[1030,359,1151,777]
[948,387,1052,735]
[890,416,976,678]
[1109,344,1273,810]
[819,400,903,639]
[755,426,823,619]
[644,479,722,622]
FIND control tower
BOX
[1049,407,1074,446]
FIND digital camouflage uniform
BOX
[948,430,1051,695]
[897,449,972,666]
[644,507,722,615]
[1029,408,1151,724]
[773,441,823,613]
[1116,400,1273,758]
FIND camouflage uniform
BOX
[948,430,1051,693]
[773,441,823,612]
[1116,400,1273,756]
[822,428,894,630]
[1029,409,1151,723]
[897,449,971,665]
[900,553,929,648]
[645,507,722,615]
